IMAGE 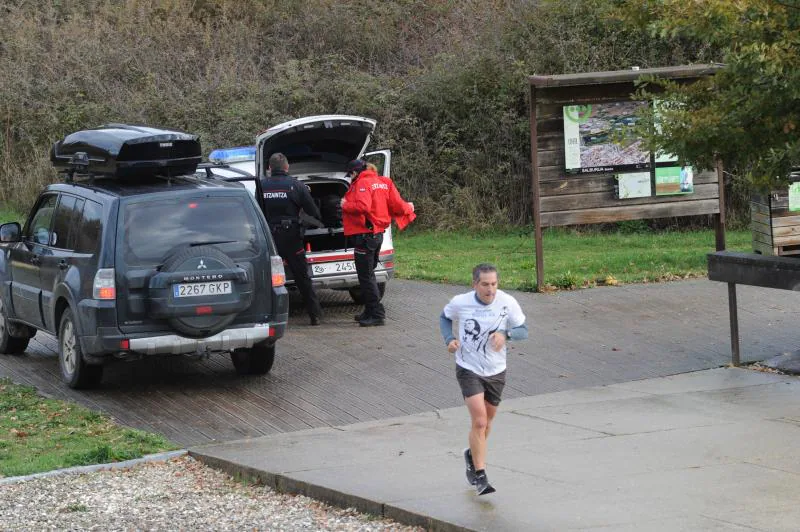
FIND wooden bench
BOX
[707,250,800,365]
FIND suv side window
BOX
[50,194,79,249]
[75,199,103,254]
[25,194,58,246]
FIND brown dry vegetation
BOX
[0,0,713,228]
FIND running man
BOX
[440,263,528,495]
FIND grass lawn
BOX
[394,227,752,290]
[0,206,23,224]
[0,379,177,477]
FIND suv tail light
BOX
[93,268,116,300]
[270,255,286,287]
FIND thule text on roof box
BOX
[50,124,202,178]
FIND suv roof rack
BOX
[51,124,202,180]
[196,162,255,180]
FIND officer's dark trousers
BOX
[352,232,384,319]
[273,226,322,320]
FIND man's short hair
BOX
[269,152,289,171]
[472,263,498,283]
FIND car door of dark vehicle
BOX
[9,194,58,328]
[39,194,83,331]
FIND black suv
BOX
[0,124,288,388]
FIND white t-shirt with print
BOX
[443,289,526,377]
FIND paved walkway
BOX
[191,368,800,531]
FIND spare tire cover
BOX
[157,245,247,338]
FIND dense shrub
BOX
[0,0,724,226]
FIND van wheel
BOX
[59,308,103,389]
[231,343,275,375]
[0,299,30,355]
[348,283,386,304]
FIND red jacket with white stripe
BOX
[342,170,380,236]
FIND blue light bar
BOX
[208,146,256,164]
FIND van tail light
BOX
[271,255,286,287]
[93,268,116,300]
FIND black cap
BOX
[345,159,366,174]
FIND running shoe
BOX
[474,470,496,496]
[463,448,477,485]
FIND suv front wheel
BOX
[231,343,275,375]
[59,308,103,389]
[0,299,31,355]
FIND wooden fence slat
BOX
[750,202,771,216]
[771,225,800,238]
[535,83,648,106]
[752,230,773,246]
[540,199,720,227]
[540,183,719,213]
[539,167,717,187]
[538,148,564,168]
[750,211,772,227]
[538,164,718,186]
[770,215,800,228]
[540,176,616,196]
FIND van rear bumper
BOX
[309,269,393,290]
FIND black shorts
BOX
[456,365,507,406]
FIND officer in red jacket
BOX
[342,160,415,326]
[341,160,385,326]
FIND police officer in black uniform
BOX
[261,152,323,325]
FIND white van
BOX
[207,115,395,303]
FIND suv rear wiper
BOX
[188,240,236,247]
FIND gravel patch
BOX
[0,456,422,531]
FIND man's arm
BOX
[341,185,372,215]
[297,181,322,220]
[440,311,456,346]
[506,298,528,340]
[507,323,528,341]
[387,181,414,217]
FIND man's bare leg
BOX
[465,393,490,469]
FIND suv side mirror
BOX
[0,222,21,243]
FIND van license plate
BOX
[173,281,232,298]
[312,261,357,275]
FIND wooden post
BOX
[530,84,544,291]
[727,282,741,366]
[715,158,740,366]
[714,159,726,251]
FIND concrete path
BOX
[191,368,800,531]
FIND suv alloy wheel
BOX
[59,308,103,389]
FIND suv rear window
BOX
[121,196,261,266]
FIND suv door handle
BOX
[58,260,68,270]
